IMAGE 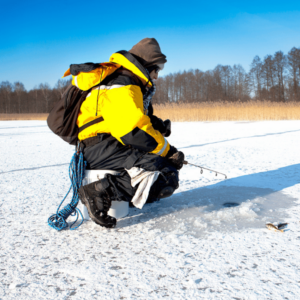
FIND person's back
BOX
[77,38,185,228]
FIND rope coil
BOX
[48,151,85,231]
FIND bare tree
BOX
[39,83,51,112]
[213,65,223,100]
[32,85,40,113]
[0,81,13,113]
[13,82,26,113]
[261,55,275,100]
[250,56,263,99]
[221,65,232,99]
[287,47,300,101]
[54,78,71,98]
[232,65,249,101]
[273,51,287,101]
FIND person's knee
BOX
[149,171,179,200]
[164,171,179,190]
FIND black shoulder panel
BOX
[116,50,150,80]
[121,127,158,152]
[105,74,138,87]
[100,68,142,91]
[70,63,100,76]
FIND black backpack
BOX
[47,64,104,145]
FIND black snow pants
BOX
[82,134,179,202]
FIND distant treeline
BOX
[153,47,300,104]
[0,79,71,114]
[0,47,300,113]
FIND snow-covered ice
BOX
[0,120,300,299]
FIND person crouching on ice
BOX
[77,38,185,228]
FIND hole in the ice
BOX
[223,202,240,208]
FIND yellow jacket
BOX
[63,51,170,157]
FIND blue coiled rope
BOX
[48,151,85,231]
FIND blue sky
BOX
[1,0,300,90]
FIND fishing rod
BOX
[183,160,227,179]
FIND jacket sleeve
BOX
[100,84,170,157]
[147,103,171,137]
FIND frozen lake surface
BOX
[1,120,300,299]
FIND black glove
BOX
[148,103,171,137]
[150,115,172,137]
[163,119,171,137]
[166,146,185,170]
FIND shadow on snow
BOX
[117,164,300,233]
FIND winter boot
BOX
[78,178,116,228]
